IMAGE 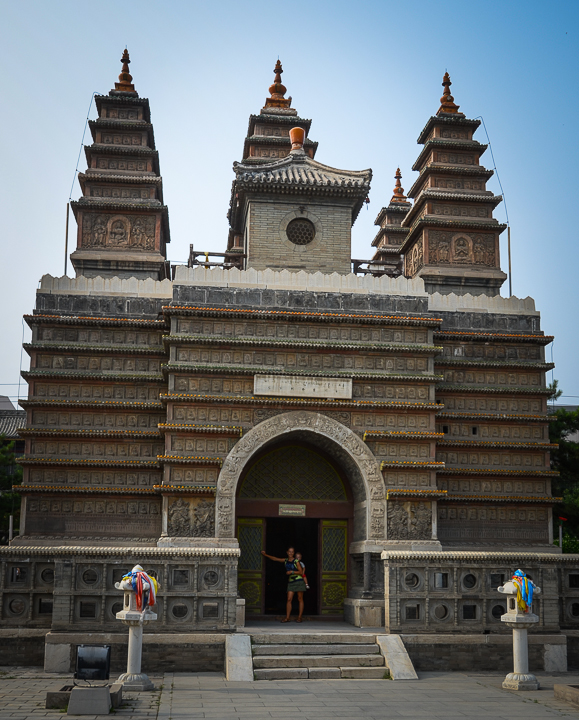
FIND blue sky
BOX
[0,0,577,405]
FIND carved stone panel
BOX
[167,497,216,537]
[428,231,496,267]
[81,214,157,251]
[387,501,432,540]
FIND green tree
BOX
[549,398,579,544]
[0,435,22,544]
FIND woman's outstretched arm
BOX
[261,551,285,563]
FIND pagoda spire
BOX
[391,168,407,203]
[437,72,459,115]
[114,48,135,93]
[264,59,292,109]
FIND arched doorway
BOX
[236,442,353,618]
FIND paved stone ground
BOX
[2,668,579,719]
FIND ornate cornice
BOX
[24,314,166,329]
[19,428,162,440]
[157,455,223,466]
[19,398,163,410]
[435,360,554,371]
[434,330,553,345]
[158,424,243,436]
[164,334,440,354]
[437,439,556,450]
[22,370,164,383]
[437,467,558,477]
[162,306,442,327]
[440,494,559,504]
[436,412,547,423]
[160,393,442,411]
[163,364,442,383]
[24,343,165,356]
[437,385,552,396]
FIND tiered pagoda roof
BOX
[240,60,318,165]
[400,73,507,296]
[370,168,412,275]
[70,50,170,280]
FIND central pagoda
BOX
[227,62,371,274]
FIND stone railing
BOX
[173,265,429,296]
[37,275,173,298]
[429,292,539,316]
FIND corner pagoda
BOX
[401,73,507,295]
[70,50,170,280]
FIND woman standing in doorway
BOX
[261,546,306,623]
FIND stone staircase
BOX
[251,632,389,680]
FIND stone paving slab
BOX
[3,668,579,719]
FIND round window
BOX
[286,218,315,245]
[9,599,25,615]
[405,573,419,589]
[204,571,219,586]
[172,603,188,619]
[571,603,579,617]
[111,602,123,617]
[491,604,506,619]
[463,573,477,589]
[433,604,448,620]
[82,569,98,585]
[41,568,55,584]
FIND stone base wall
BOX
[383,551,579,634]
[401,633,566,672]
[43,632,225,673]
[0,546,239,633]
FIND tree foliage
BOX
[550,402,579,545]
[0,435,22,544]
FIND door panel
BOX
[320,519,348,615]
[237,517,264,614]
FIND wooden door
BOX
[237,517,264,614]
[320,519,348,615]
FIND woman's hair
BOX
[287,546,295,553]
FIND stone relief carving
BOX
[167,497,216,537]
[429,231,495,266]
[215,411,384,539]
[192,499,215,537]
[387,501,432,540]
[81,214,156,250]
[167,497,192,536]
[406,239,423,277]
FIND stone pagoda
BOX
[370,168,411,275]
[240,60,318,165]
[70,50,170,280]
[227,65,371,274]
[401,73,507,295]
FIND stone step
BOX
[340,666,390,679]
[253,643,380,656]
[253,666,389,680]
[254,668,308,680]
[253,654,385,669]
[251,633,378,645]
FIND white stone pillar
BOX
[498,576,541,691]
[115,566,158,691]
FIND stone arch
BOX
[215,411,385,541]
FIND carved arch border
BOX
[215,411,385,540]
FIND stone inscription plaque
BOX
[254,375,352,400]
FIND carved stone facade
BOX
[7,66,564,640]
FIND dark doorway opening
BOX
[264,517,319,616]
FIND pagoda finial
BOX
[391,168,407,203]
[437,72,459,114]
[264,59,292,109]
[114,48,135,93]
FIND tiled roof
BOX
[233,153,371,193]
[0,411,26,438]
